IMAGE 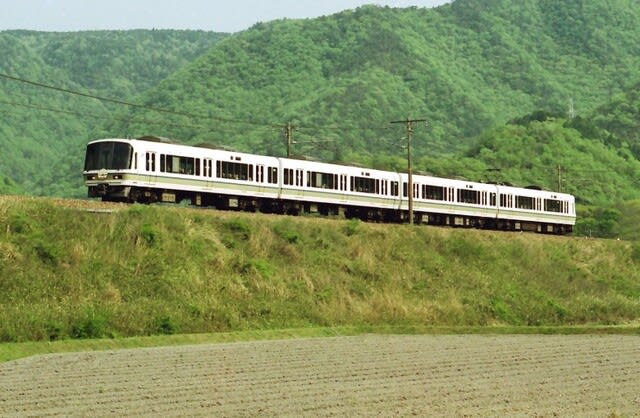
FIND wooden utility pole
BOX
[391,118,427,224]
[284,122,295,158]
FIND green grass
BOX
[1,196,640,350]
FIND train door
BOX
[256,164,265,194]
[203,158,213,191]
[339,174,348,202]
[145,151,157,185]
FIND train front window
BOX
[85,142,133,171]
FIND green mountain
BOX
[110,0,640,160]
[592,81,640,158]
[0,30,226,196]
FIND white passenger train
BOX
[84,137,576,234]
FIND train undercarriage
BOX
[89,185,572,235]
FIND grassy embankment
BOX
[1,196,639,359]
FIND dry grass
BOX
[1,195,640,342]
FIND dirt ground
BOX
[1,334,638,417]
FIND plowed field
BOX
[1,335,638,417]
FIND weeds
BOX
[1,197,640,342]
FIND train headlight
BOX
[113,174,122,180]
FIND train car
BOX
[83,137,576,234]
[277,157,403,220]
[84,137,280,210]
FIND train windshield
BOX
[84,142,132,171]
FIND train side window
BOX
[159,154,195,175]
[544,199,563,213]
[544,199,567,213]
[195,159,201,176]
[308,171,336,189]
[218,160,250,180]
[390,181,399,197]
[146,152,156,172]
[268,167,278,184]
[284,168,294,186]
[500,194,513,208]
[422,185,444,201]
[490,193,496,206]
[515,196,534,210]
[457,189,479,204]
[351,176,377,194]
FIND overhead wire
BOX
[0,71,397,133]
[0,99,273,135]
[0,72,280,128]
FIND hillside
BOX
[1,196,639,342]
[0,30,226,196]
[109,0,640,160]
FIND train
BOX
[83,137,576,234]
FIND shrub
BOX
[155,316,177,335]
[45,321,65,341]
[71,312,108,339]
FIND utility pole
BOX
[284,122,295,158]
[391,117,427,224]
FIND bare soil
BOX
[1,335,639,417]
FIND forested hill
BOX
[0,30,226,196]
[107,0,640,161]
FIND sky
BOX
[0,0,453,33]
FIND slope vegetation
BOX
[1,196,639,342]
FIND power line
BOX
[0,99,275,136]
[0,71,279,128]
[0,72,395,134]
